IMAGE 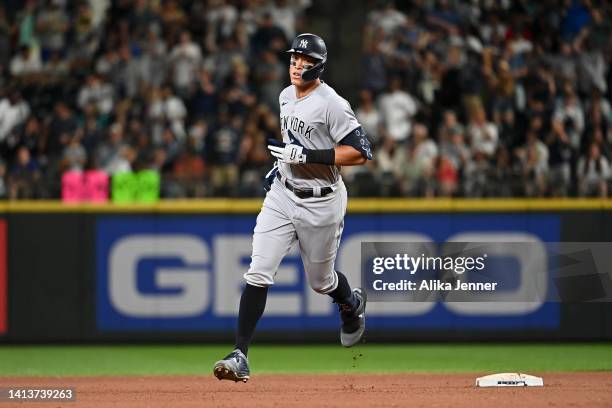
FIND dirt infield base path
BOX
[1,372,610,407]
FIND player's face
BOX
[289,53,316,87]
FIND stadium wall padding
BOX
[1,199,611,342]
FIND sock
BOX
[328,271,357,311]
[234,284,268,356]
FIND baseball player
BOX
[213,33,373,383]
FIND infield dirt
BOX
[1,372,610,407]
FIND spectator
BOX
[463,149,491,198]
[577,142,610,197]
[15,116,43,159]
[128,0,162,42]
[148,87,187,143]
[35,0,69,61]
[355,90,382,146]
[205,0,239,51]
[552,87,584,151]
[412,123,438,171]
[485,58,515,120]
[366,0,407,37]
[169,31,202,98]
[439,125,470,176]
[546,121,574,197]
[437,110,464,144]
[16,0,37,49]
[467,106,498,158]
[253,50,285,112]
[114,44,146,100]
[190,69,218,120]
[170,142,207,198]
[9,45,42,77]
[140,28,168,89]
[61,130,87,172]
[362,29,387,95]
[518,131,549,197]
[376,137,404,180]
[377,77,419,143]
[206,111,242,196]
[8,145,41,199]
[0,91,30,146]
[46,102,77,160]
[490,146,515,197]
[77,74,114,116]
[436,154,458,197]
[250,12,287,55]
[95,123,127,173]
[238,120,271,196]
[71,2,99,61]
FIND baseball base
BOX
[476,373,544,387]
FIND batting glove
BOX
[267,139,307,164]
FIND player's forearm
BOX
[268,141,369,166]
[334,145,367,166]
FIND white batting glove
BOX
[267,142,307,164]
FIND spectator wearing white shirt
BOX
[170,31,202,98]
[552,90,585,150]
[9,46,42,77]
[205,0,239,49]
[377,77,419,143]
[366,1,407,37]
[467,106,498,158]
[149,87,187,144]
[269,0,298,40]
[0,91,30,144]
[519,131,549,197]
[412,123,438,172]
[77,74,114,116]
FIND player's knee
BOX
[310,281,334,294]
[307,268,337,294]
[243,270,274,287]
[245,254,279,286]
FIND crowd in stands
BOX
[0,0,610,199]
[350,0,612,198]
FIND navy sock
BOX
[234,284,268,356]
[328,271,356,310]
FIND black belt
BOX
[276,172,333,199]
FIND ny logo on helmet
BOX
[300,39,308,48]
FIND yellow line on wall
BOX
[0,199,610,213]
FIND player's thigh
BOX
[297,220,344,293]
[296,185,347,293]
[245,186,297,286]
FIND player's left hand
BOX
[267,139,307,164]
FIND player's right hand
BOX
[267,139,308,164]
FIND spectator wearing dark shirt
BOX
[206,110,242,196]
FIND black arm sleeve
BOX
[305,148,335,165]
[338,127,373,160]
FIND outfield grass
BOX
[0,344,610,376]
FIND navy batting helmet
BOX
[286,33,327,82]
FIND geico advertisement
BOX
[96,215,560,331]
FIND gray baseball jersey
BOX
[244,82,361,293]
[278,82,361,188]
